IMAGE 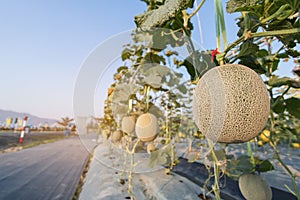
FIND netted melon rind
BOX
[136,113,158,142]
[193,64,270,143]
[239,174,272,200]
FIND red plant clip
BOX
[211,48,220,63]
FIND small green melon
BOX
[147,143,156,154]
[112,130,122,142]
[121,116,135,135]
[239,174,272,200]
[135,113,158,142]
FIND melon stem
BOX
[145,86,151,112]
[246,141,255,170]
[126,138,141,200]
[207,139,221,200]
[128,98,133,113]
[269,109,300,199]
[188,0,205,20]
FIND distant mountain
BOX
[0,109,57,126]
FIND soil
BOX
[0,131,68,152]
[173,157,298,200]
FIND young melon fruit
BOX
[292,142,300,148]
[135,113,158,142]
[259,130,271,143]
[193,64,270,143]
[101,129,111,138]
[112,130,123,142]
[239,174,272,200]
[121,116,135,135]
[146,143,156,154]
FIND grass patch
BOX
[0,132,71,152]
[22,137,66,149]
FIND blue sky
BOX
[0,1,294,120]
[0,0,145,119]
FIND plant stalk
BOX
[145,86,151,112]
[126,138,141,200]
[222,28,300,59]
[188,0,206,20]
[207,139,221,200]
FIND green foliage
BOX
[112,84,139,103]
[180,50,217,81]
[226,155,274,178]
[207,149,226,162]
[269,76,300,88]
[286,97,300,118]
[135,0,194,30]
[148,143,178,168]
[238,41,259,57]
[99,0,300,198]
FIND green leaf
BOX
[207,149,226,161]
[272,96,285,114]
[167,76,180,87]
[144,74,163,88]
[135,0,193,30]
[132,32,153,45]
[238,55,266,74]
[226,0,260,14]
[142,64,170,76]
[227,155,254,172]
[117,66,128,73]
[177,84,187,94]
[257,49,269,58]
[148,150,168,168]
[276,53,289,59]
[111,103,128,118]
[149,105,164,118]
[286,98,300,118]
[121,48,132,61]
[112,83,139,103]
[268,76,294,87]
[188,154,198,163]
[174,71,183,78]
[150,29,182,50]
[267,20,297,46]
[291,81,300,88]
[236,13,260,37]
[180,50,215,81]
[141,52,166,64]
[238,41,259,57]
[258,160,274,172]
[237,156,253,172]
[148,143,176,168]
[286,49,300,58]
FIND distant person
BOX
[24,126,30,134]
[65,124,71,137]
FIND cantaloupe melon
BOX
[193,64,270,143]
[121,116,135,135]
[239,174,272,200]
[135,113,158,142]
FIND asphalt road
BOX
[0,136,93,200]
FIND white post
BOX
[19,116,28,144]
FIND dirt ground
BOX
[0,131,68,151]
